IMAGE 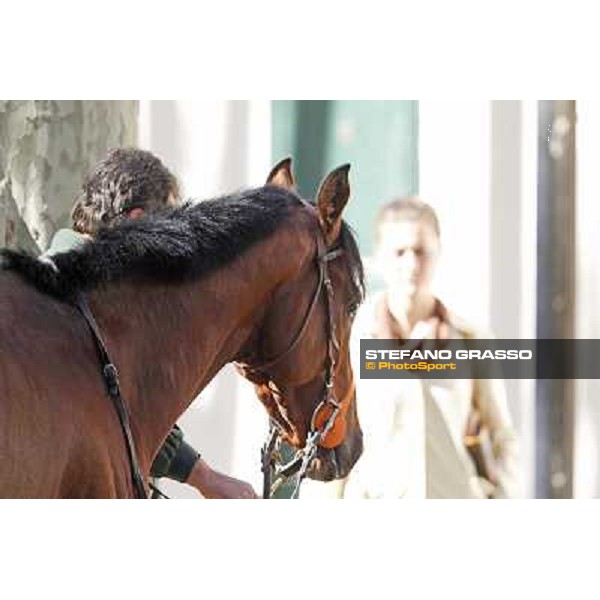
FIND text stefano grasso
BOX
[364,348,533,361]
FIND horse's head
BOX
[238,158,364,485]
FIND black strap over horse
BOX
[39,255,147,499]
[74,292,147,499]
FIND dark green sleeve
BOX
[150,425,201,483]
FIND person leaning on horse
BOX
[0,153,364,498]
[44,148,258,499]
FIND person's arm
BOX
[150,426,258,499]
[477,377,524,498]
[186,458,258,499]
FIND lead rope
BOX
[262,397,341,499]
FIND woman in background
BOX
[303,196,522,499]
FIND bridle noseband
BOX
[236,200,347,499]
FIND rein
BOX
[74,291,147,499]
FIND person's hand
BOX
[187,458,259,499]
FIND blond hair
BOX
[375,196,440,240]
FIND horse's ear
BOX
[266,157,296,191]
[316,164,351,244]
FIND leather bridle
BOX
[236,200,347,499]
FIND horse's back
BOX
[0,272,127,498]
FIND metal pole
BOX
[535,100,576,498]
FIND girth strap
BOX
[74,292,147,499]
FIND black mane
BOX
[1,185,365,304]
[1,186,298,298]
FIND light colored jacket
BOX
[42,228,88,256]
[301,293,523,499]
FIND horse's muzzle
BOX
[306,427,363,481]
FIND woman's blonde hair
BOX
[375,196,440,240]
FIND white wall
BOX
[138,101,272,497]
[419,100,537,497]
[574,101,600,498]
[419,100,492,326]
[139,100,599,499]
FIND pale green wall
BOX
[272,100,418,258]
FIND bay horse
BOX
[0,159,364,498]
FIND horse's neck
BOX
[87,227,309,469]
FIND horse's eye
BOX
[347,302,359,319]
